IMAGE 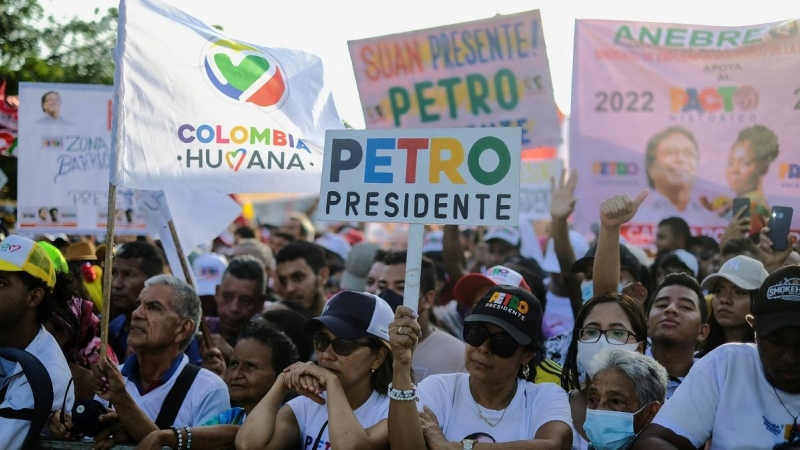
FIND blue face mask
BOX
[584,404,648,450]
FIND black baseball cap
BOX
[571,244,642,281]
[752,264,800,337]
[465,285,543,346]
[304,290,393,343]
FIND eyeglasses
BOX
[462,323,520,358]
[312,334,372,357]
[578,328,637,345]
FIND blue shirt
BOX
[121,353,184,395]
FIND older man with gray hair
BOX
[582,349,668,450]
[52,275,230,447]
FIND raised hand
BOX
[550,168,579,220]
[758,226,795,273]
[599,190,649,228]
[389,306,421,368]
[720,204,752,248]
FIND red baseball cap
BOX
[453,265,531,306]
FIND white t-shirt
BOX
[412,327,466,382]
[0,327,74,450]
[288,389,389,449]
[101,354,230,427]
[652,343,800,449]
[543,292,574,338]
[418,373,573,443]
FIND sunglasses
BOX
[462,323,520,358]
[312,334,373,357]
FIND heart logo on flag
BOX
[203,38,288,108]
[214,54,270,93]
[226,149,247,172]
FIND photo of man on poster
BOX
[636,126,722,226]
[37,91,70,124]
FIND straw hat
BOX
[65,241,98,262]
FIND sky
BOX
[42,0,800,128]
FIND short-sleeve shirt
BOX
[417,372,573,443]
[652,343,800,449]
[287,390,389,449]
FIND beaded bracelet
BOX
[171,425,183,450]
[184,425,193,449]
[388,382,418,401]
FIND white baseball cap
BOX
[701,255,768,291]
[192,253,228,296]
[484,226,521,246]
[315,232,351,262]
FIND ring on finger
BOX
[398,326,405,335]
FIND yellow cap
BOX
[0,235,56,288]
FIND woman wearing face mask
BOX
[584,349,668,450]
[560,294,648,450]
[697,255,767,358]
[236,290,394,450]
[389,284,574,449]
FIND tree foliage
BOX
[0,0,118,94]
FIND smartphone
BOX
[732,197,751,219]
[767,206,794,251]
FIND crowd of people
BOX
[0,172,797,450]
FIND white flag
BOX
[136,190,242,281]
[112,0,343,193]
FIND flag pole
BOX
[99,183,117,361]
[167,219,214,350]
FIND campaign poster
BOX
[571,19,800,247]
[519,158,563,220]
[348,10,561,149]
[17,82,144,233]
[318,128,522,226]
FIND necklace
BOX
[470,384,514,428]
[773,386,800,442]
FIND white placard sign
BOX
[519,158,563,220]
[17,82,144,233]
[319,128,521,226]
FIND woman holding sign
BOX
[388,284,573,449]
[236,290,393,450]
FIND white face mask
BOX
[580,280,631,304]
[577,340,640,371]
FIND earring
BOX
[371,368,376,373]
[521,364,530,379]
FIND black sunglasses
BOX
[462,323,520,358]
[312,334,373,356]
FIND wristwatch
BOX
[462,438,477,450]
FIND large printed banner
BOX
[111,0,343,193]
[318,128,521,225]
[348,11,561,148]
[17,83,144,233]
[571,19,800,246]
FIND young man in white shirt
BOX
[635,264,800,449]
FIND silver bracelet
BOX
[184,425,192,449]
[388,382,417,401]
